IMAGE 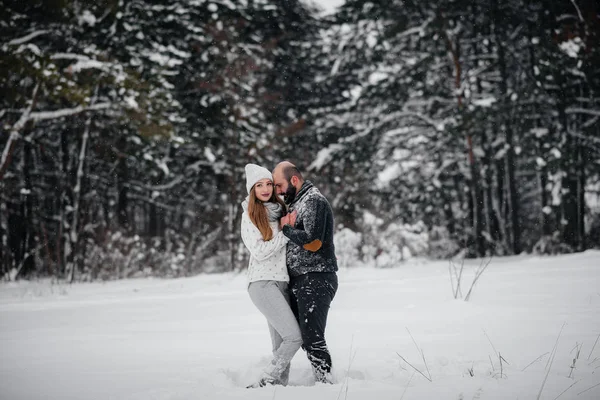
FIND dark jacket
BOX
[282,181,338,277]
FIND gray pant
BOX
[248,280,302,385]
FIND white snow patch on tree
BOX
[536,157,547,167]
[472,97,496,107]
[550,172,564,206]
[330,57,341,75]
[157,160,170,177]
[79,10,97,27]
[377,163,401,186]
[558,37,583,58]
[204,147,216,163]
[383,127,412,139]
[68,59,112,73]
[365,31,378,48]
[531,128,549,138]
[124,95,139,110]
[368,71,388,85]
[309,144,344,171]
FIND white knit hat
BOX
[245,163,273,194]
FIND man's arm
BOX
[282,197,327,252]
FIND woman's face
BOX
[254,178,273,202]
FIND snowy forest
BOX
[1,0,599,281]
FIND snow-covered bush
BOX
[428,226,461,259]
[360,211,429,268]
[334,227,363,268]
[532,232,574,255]
[83,230,189,280]
[204,250,239,274]
[586,210,600,249]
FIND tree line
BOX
[1,0,598,281]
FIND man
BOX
[272,161,338,384]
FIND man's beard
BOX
[283,182,297,205]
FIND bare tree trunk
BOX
[527,16,552,238]
[482,134,501,245]
[117,156,129,230]
[0,191,6,277]
[39,220,52,275]
[441,14,484,256]
[576,140,585,249]
[538,155,551,236]
[437,166,456,235]
[228,200,236,271]
[67,118,91,282]
[556,96,582,249]
[228,128,242,271]
[58,129,70,278]
[0,83,40,181]
[492,0,521,254]
[17,137,36,279]
[67,88,97,282]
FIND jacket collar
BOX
[290,180,314,207]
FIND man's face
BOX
[273,169,296,205]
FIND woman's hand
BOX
[288,210,297,227]
[280,210,297,229]
[279,214,289,229]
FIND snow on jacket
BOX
[240,200,290,283]
[282,181,338,277]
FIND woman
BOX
[240,163,301,388]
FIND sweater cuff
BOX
[282,224,293,237]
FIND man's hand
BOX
[280,210,297,229]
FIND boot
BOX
[246,377,277,389]
[280,363,291,386]
[313,366,334,384]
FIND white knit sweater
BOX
[240,203,289,283]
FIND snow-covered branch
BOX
[395,17,434,40]
[310,109,445,171]
[51,54,116,73]
[29,102,112,122]
[68,60,114,73]
[6,30,49,46]
[568,130,600,144]
[51,53,93,61]
[124,159,215,192]
[566,107,600,117]
[1,89,113,180]
[569,0,584,23]
[127,176,184,192]
[9,83,40,132]
[341,109,443,144]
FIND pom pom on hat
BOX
[245,163,273,194]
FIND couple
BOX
[240,161,339,388]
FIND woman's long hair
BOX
[248,185,287,241]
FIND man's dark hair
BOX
[283,165,303,182]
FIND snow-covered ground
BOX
[1,251,599,400]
